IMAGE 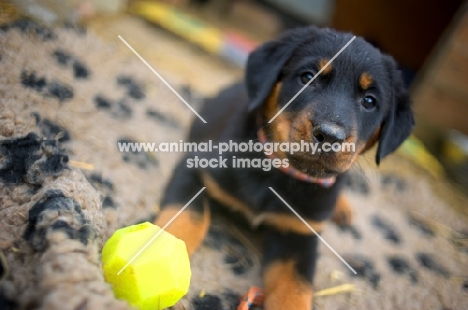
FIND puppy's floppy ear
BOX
[245,27,319,113]
[375,56,414,165]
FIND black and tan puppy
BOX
[156,26,414,309]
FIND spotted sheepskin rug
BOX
[0,19,467,310]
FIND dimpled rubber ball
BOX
[102,222,191,310]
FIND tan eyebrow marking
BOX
[318,59,332,75]
[359,72,373,90]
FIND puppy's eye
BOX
[362,96,377,110]
[300,72,315,85]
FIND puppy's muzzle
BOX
[312,123,347,144]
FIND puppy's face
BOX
[247,27,414,178]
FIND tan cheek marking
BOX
[253,212,324,235]
[318,58,332,75]
[335,126,381,171]
[332,127,359,172]
[275,115,290,143]
[263,260,314,309]
[359,72,373,90]
[262,83,291,158]
[290,110,312,143]
[263,82,283,120]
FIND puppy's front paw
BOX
[263,260,313,310]
[332,195,353,226]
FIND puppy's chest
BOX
[201,168,341,228]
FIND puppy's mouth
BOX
[288,153,345,178]
[257,127,351,180]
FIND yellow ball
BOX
[102,222,191,310]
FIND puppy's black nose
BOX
[312,124,346,143]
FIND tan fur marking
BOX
[359,72,373,90]
[275,117,290,143]
[263,83,290,158]
[322,126,358,172]
[332,194,353,226]
[154,203,210,256]
[286,107,313,145]
[253,212,324,235]
[318,59,332,75]
[203,173,323,234]
[263,260,313,310]
[202,172,255,219]
[335,126,380,171]
[263,82,283,120]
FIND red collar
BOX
[257,128,336,188]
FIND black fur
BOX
[246,27,321,113]
[376,56,414,164]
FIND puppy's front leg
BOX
[155,160,210,256]
[155,201,209,256]
[332,194,353,226]
[263,228,319,310]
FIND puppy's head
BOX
[246,26,414,178]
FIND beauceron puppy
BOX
[156,26,414,309]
